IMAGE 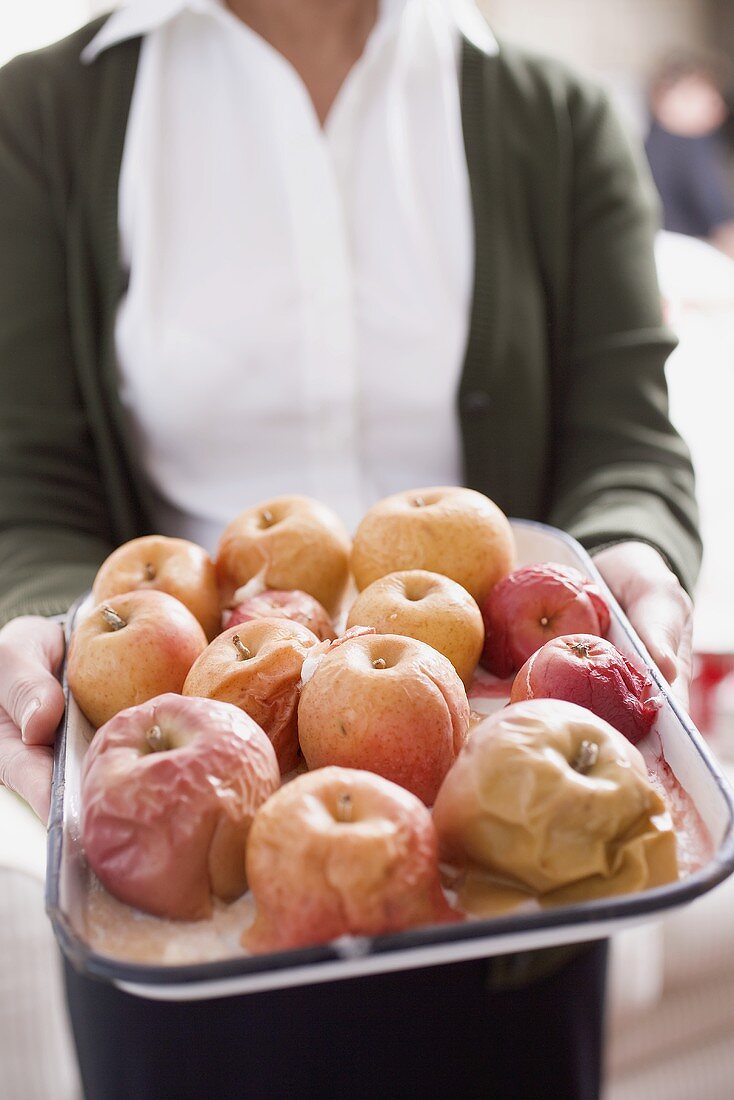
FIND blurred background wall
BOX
[483,0,710,131]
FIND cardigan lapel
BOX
[458,36,508,412]
[457,37,550,518]
[69,35,153,539]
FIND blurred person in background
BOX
[0,1,699,1098]
[646,51,734,260]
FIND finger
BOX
[0,619,65,745]
[0,714,54,822]
[1,614,65,672]
[624,587,692,686]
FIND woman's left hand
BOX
[592,541,694,707]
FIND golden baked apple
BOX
[215,495,351,616]
[433,699,678,904]
[183,618,320,773]
[67,591,208,729]
[92,535,221,640]
[244,767,457,953]
[298,632,470,804]
[351,486,515,603]
[346,569,483,686]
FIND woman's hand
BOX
[592,541,694,706]
[0,616,65,821]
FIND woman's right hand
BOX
[0,616,65,821]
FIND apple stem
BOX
[261,509,274,526]
[144,562,156,581]
[146,725,168,752]
[572,740,599,774]
[412,495,426,507]
[336,793,353,823]
[232,634,251,661]
[540,616,549,627]
[372,657,387,670]
[101,605,126,631]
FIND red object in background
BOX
[690,653,734,736]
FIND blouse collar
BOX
[82,0,497,63]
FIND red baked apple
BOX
[351,486,515,604]
[183,618,320,773]
[298,633,470,804]
[510,634,661,744]
[82,694,280,920]
[92,534,221,640]
[346,570,484,686]
[67,590,208,729]
[480,563,611,677]
[244,766,457,953]
[215,495,351,616]
[224,589,335,642]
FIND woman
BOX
[0,1,697,1097]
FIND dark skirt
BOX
[64,941,608,1100]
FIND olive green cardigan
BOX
[0,17,700,627]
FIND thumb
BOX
[19,673,65,747]
[0,618,65,745]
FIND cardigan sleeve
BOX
[0,53,113,626]
[545,81,702,595]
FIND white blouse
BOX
[83,0,497,548]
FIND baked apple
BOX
[510,634,661,744]
[224,589,335,642]
[346,570,483,686]
[92,534,221,640]
[67,590,207,729]
[480,562,610,678]
[298,632,470,804]
[244,766,456,953]
[183,618,320,773]
[215,495,351,616]
[81,693,280,920]
[433,699,677,904]
[351,486,515,604]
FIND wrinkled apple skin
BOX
[244,766,457,954]
[510,634,660,744]
[183,618,320,773]
[480,563,611,678]
[351,486,515,604]
[433,699,672,894]
[224,590,336,642]
[298,633,470,804]
[81,694,280,920]
[67,590,208,729]
[346,570,484,686]
[92,535,221,640]
[215,495,351,616]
